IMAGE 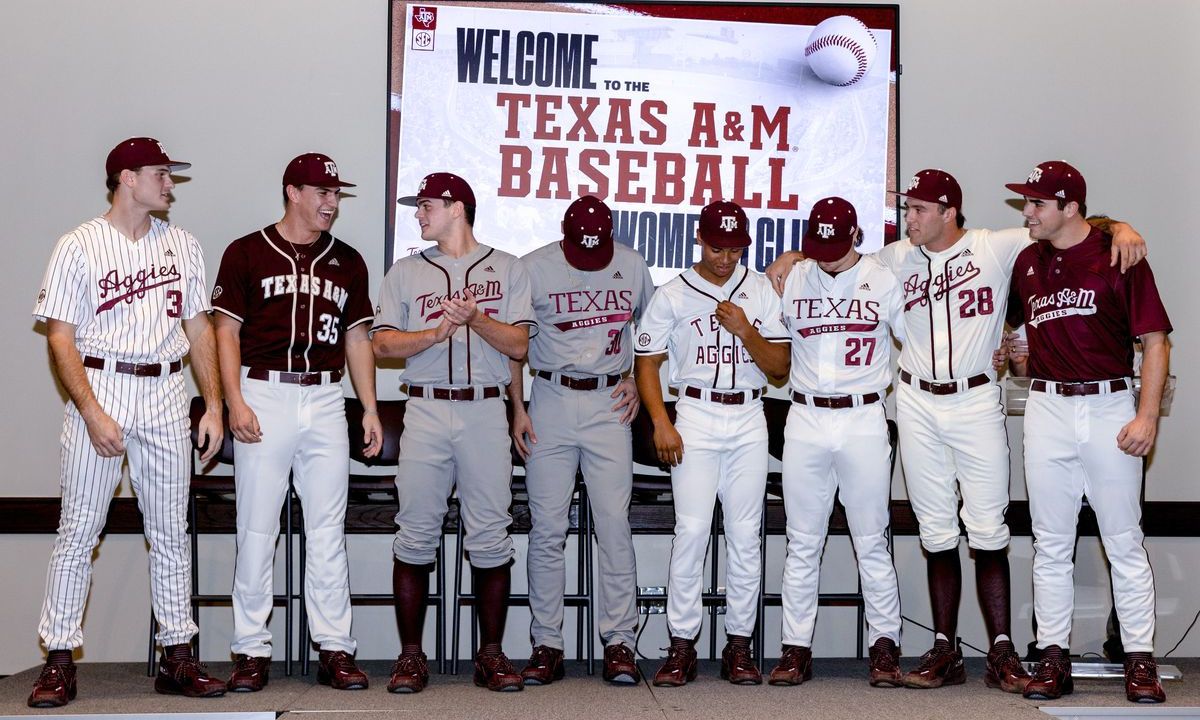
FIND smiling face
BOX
[695,238,745,285]
[284,184,341,234]
[124,165,175,212]
[414,198,460,242]
[1022,196,1072,242]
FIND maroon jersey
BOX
[212,225,374,372]
[1007,228,1171,382]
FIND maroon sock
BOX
[47,650,73,666]
[392,559,432,653]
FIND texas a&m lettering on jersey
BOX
[635,266,787,391]
[211,225,373,373]
[781,255,903,396]
[33,216,209,363]
[416,280,502,322]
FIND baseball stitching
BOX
[805,34,869,86]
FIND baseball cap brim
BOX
[561,240,614,272]
[1004,182,1057,200]
[397,193,467,206]
[700,234,752,249]
[802,235,852,263]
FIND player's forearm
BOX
[740,333,790,380]
[469,315,529,360]
[506,357,527,410]
[344,327,378,413]
[634,355,670,425]
[371,328,443,359]
[1135,333,1169,423]
[47,326,103,420]
[213,319,247,408]
[183,314,223,407]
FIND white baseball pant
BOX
[666,394,767,640]
[39,367,197,650]
[780,401,901,648]
[1024,387,1155,652]
[231,369,355,657]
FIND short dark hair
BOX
[937,203,966,229]
[444,198,475,227]
[1057,198,1087,217]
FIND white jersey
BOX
[634,266,787,390]
[877,228,1030,381]
[781,255,904,395]
[33,216,210,362]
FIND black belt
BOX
[792,391,882,409]
[536,370,621,391]
[1031,378,1129,397]
[899,369,990,396]
[246,367,343,386]
[83,355,182,377]
[407,385,501,401]
[683,386,761,405]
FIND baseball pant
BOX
[393,396,514,569]
[1024,388,1155,652]
[666,396,767,640]
[780,401,900,648]
[525,377,637,650]
[896,382,1011,552]
[39,367,196,650]
[231,370,355,657]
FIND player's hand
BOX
[197,407,225,463]
[228,400,262,444]
[765,250,803,296]
[1005,332,1029,366]
[510,407,537,460]
[361,411,383,458]
[1109,222,1146,274]
[610,377,640,425]
[83,410,125,458]
[715,300,753,339]
[991,343,1008,373]
[441,287,481,326]
[432,316,458,343]
[652,421,684,467]
[1117,415,1158,457]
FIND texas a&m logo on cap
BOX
[324,161,338,176]
[720,216,738,232]
[580,234,600,249]
[817,222,836,239]
[1027,166,1044,183]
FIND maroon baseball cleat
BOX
[1124,653,1166,704]
[155,645,227,697]
[868,637,902,687]
[521,645,565,686]
[768,645,813,686]
[226,654,271,692]
[474,650,524,692]
[602,643,641,684]
[903,640,965,689]
[652,640,698,687]
[27,661,77,708]
[387,651,430,693]
[317,650,369,690]
[984,640,1031,693]
[1023,645,1072,700]
[720,640,762,685]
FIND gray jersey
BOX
[523,241,655,375]
[373,243,535,385]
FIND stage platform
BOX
[2,658,1198,718]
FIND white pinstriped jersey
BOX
[878,228,1030,381]
[33,216,210,362]
[372,243,535,386]
[634,266,787,390]
[781,255,905,395]
[523,242,655,376]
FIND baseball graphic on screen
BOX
[804,15,878,86]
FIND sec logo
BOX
[638,333,650,346]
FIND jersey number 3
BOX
[165,290,182,318]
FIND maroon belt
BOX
[246,367,343,386]
[536,370,621,391]
[83,355,182,377]
[1031,378,1129,397]
[792,391,882,409]
[683,386,762,405]
[899,369,990,395]
[407,385,501,401]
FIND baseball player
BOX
[28,137,226,708]
[372,172,535,693]
[212,153,378,692]
[1004,161,1170,704]
[635,200,790,687]
[764,170,1145,692]
[508,195,655,686]
[770,197,904,688]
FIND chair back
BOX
[189,397,236,464]
[346,397,406,466]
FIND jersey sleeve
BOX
[210,240,250,322]
[989,227,1034,272]
[183,233,211,319]
[633,257,656,323]
[343,250,375,330]
[33,234,88,326]
[504,258,537,337]
[371,261,409,335]
[1122,260,1173,337]
[874,240,902,274]
[884,273,907,345]
[634,286,673,356]
[757,279,789,341]
[1005,267,1026,328]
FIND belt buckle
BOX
[929,381,955,395]
[133,363,157,377]
[716,391,740,405]
[299,373,320,386]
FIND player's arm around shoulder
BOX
[46,319,125,458]
[765,250,806,296]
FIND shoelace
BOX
[479,652,516,673]
[779,647,807,669]
[325,652,358,673]
[394,653,427,674]
[914,645,952,671]
[726,646,755,670]
[37,664,70,686]
[530,647,558,667]
[1032,657,1066,682]
[166,657,209,682]
[235,656,265,672]
[871,645,899,671]
[1128,660,1157,684]
[608,645,635,664]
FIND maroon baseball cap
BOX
[398,172,476,207]
[106,137,190,177]
[891,168,962,211]
[802,196,859,262]
[282,152,355,188]
[561,195,614,272]
[698,200,751,248]
[1005,160,1086,206]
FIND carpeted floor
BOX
[2,658,1198,718]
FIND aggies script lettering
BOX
[903,259,981,311]
[97,263,181,313]
[417,280,503,321]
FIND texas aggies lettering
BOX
[212,225,371,371]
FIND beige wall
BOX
[0,0,1196,674]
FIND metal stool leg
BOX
[451,514,465,674]
[288,483,299,676]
